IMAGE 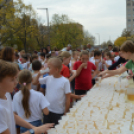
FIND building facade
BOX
[126,0,134,34]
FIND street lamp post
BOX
[37,8,50,46]
[96,33,100,46]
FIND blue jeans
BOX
[20,120,42,133]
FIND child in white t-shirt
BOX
[0,60,53,134]
[21,54,30,69]
[102,51,112,70]
[33,57,71,125]
[89,50,102,71]
[31,60,42,91]
[13,69,50,133]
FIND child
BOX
[13,69,50,133]
[21,54,30,69]
[43,53,51,69]
[0,60,53,134]
[14,52,23,70]
[89,50,102,85]
[60,51,84,100]
[70,51,79,70]
[73,50,98,95]
[28,54,38,72]
[70,51,78,93]
[40,54,51,95]
[90,50,102,71]
[60,51,76,82]
[102,51,112,70]
[40,52,46,66]
[33,57,71,125]
[31,60,42,91]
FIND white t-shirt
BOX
[104,60,112,70]
[89,57,94,61]
[90,57,102,71]
[21,62,28,69]
[0,93,16,134]
[31,73,38,90]
[13,89,50,122]
[39,76,71,114]
[114,56,120,62]
[41,60,46,66]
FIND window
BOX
[128,14,131,17]
[128,24,131,27]
[128,9,131,12]
[128,19,131,22]
[127,3,131,6]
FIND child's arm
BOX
[42,108,49,115]
[76,63,87,77]
[71,94,84,100]
[69,70,76,82]
[14,114,54,134]
[32,73,42,85]
[102,60,112,69]
[92,69,99,78]
[22,124,54,134]
[64,93,71,114]
[1,129,10,134]
[14,114,35,129]
[104,61,110,68]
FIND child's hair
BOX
[106,51,112,58]
[72,51,78,57]
[46,53,51,59]
[113,47,119,52]
[94,50,101,57]
[20,50,25,54]
[40,52,45,58]
[32,60,42,71]
[0,60,18,82]
[22,54,28,61]
[60,51,71,58]
[89,50,94,58]
[120,41,134,53]
[30,54,38,63]
[15,52,19,58]
[48,57,62,71]
[80,50,89,57]
[58,51,62,56]
[18,69,32,118]
[1,46,14,62]
[14,63,20,71]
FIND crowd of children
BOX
[0,41,133,134]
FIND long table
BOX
[48,73,134,134]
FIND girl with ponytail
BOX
[13,69,50,133]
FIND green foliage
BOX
[0,1,95,51]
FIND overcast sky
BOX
[22,0,126,45]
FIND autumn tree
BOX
[114,37,127,47]
[50,14,84,49]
